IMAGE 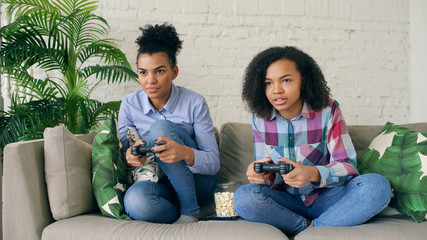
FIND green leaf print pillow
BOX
[92,116,132,220]
[357,122,427,223]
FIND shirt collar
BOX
[163,83,179,113]
[301,101,316,119]
[268,101,315,121]
[141,83,179,115]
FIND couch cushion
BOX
[218,122,254,184]
[92,117,132,220]
[294,215,427,240]
[42,213,288,240]
[44,125,97,220]
[357,122,427,222]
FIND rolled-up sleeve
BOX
[315,101,359,188]
[118,97,134,153]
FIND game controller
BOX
[254,162,294,175]
[131,142,165,156]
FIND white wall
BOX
[409,0,427,123]
[91,0,410,127]
[1,0,412,127]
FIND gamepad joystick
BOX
[254,162,294,175]
[131,142,165,156]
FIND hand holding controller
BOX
[131,142,165,156]
[254,162,294,175]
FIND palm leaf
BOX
[357,123,427,222]
[81,65,138,86]
[4,68,67,100]
[380,132,424,178]
[357,149,381,175]
[391,173,427,222]
[3,0,99,19]
[75,98,121,133]
[77,96,90,134]
[62,11,108,47]
[0,12,68,72]
[18,78,60,100]
[417,135,427,155]
[52,0,99,15]
[3,0,57,20]
[9,98,66,124]
[78,41,131,67]
[85,99,121,130]
[0,99,66,149]
[63,95,83,133]
[0,0,135,152]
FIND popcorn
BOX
[214,191,236,217]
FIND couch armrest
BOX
[3,139,53,240]
[2,132,96,240]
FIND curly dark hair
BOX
[242,46,331,118]
[136,23,183,66]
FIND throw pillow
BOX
[44,125,97,220]
[357,122,427,222]
[92,116,132,220]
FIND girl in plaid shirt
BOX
[234,46,392,235]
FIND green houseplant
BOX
[0,0,137,150]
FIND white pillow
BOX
[44,126,97,220]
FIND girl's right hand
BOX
[246,157,272,184]
[125,139,147,167]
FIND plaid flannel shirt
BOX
[252,99,359,206]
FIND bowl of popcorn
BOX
[213,181,241,217]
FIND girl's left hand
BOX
[279,158,320,188]
[152,136,195,165]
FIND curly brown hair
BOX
[242,46,331,118]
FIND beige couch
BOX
[2,122,427,240]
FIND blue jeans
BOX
[124,120,218,223]
[234,173,392,235]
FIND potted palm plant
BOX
[0,0,137,150]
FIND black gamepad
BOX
[131,142,165,156]
[254,162,294,175]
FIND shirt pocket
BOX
[298,142,326,165]
[264,145,285,163]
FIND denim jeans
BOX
[124,120,218,223]
[234,173,392,235]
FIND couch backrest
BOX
[218,122,427,185]
[348,122,427,157]
[218,122,254,185]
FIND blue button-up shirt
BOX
[118,84,220,175]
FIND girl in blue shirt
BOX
[118,23,219,224]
